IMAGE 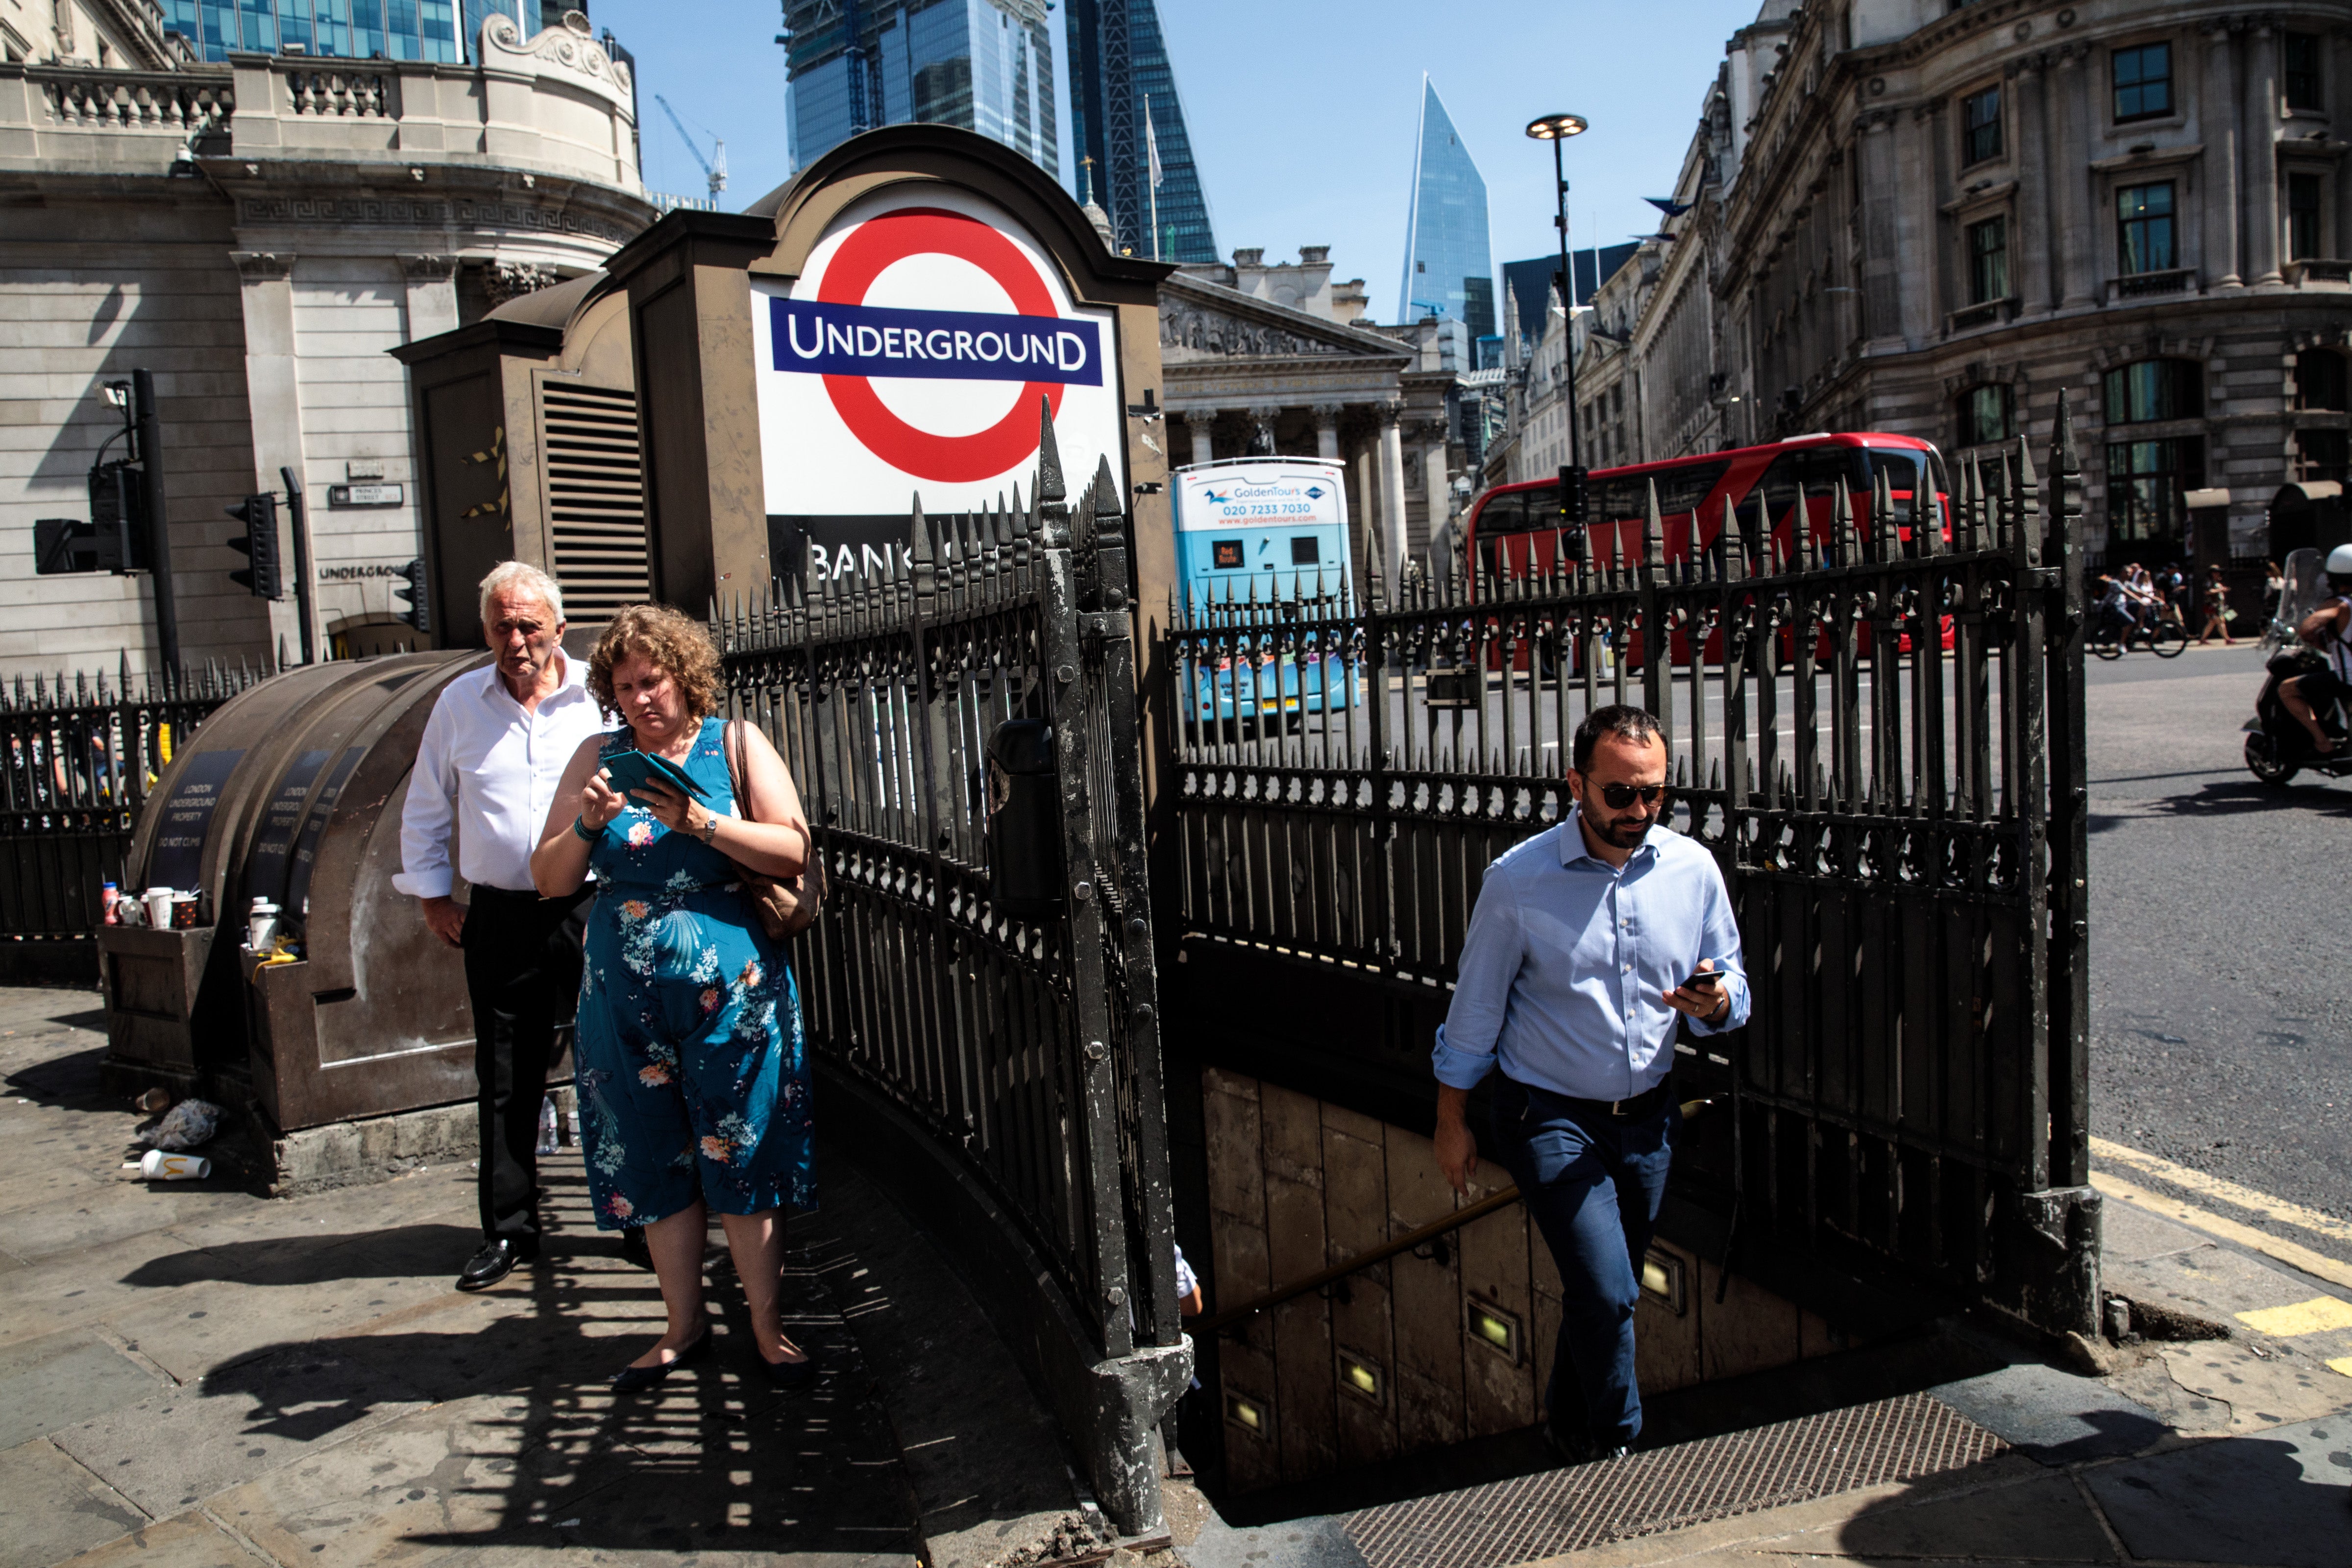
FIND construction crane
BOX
[654,94,727,199]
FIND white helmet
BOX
[2329,543,2352,580]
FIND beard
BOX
[1590,810,1653,847]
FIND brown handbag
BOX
[722,718,825,940]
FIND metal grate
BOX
[541,380,649,620]
[1340,1393,2007,1568]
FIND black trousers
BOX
[461,884,590,1243]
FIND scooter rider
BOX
[2280,543,2352,755]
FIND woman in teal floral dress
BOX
[531,604,815,1392]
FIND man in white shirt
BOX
[395,562,609,1290]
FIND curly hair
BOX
[587,604,723,724]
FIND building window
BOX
[2284,32,2322,111]
[2105,437,2202,554]
[2298,430,2351,486]
[1960,384,2014,446]
[2104,359,2203,423]
[2113,42,2173,122]
[2297,349,2350,412]
[1967,217,2010,302]
[2287,172,2326,262]
[2116,182,2176,273]
[1961,86,2002,166]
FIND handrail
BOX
[1195,1185,1523,1336]
[1192,1097,1718,1336]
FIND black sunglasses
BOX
[1595,782,1668,810]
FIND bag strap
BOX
[722,717,751,824]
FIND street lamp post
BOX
[1526,112,1589,542]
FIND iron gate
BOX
[1165,410,2095,1335]
[714,411,1189,1534]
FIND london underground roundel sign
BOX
[753,188,1126,586]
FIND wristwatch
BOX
[696,808,720,846]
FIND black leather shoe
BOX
[609,1329,710,1394]
[619,1226,652,1269]
[456,1236,537,1292]
[759,1346,817,1390]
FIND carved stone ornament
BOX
[400,253,458,282]
[1160,298,1348,360]
[483,261,559,305]
[232,250,293,282]
[480,10,632,105]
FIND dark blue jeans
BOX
[1491,1077,1677,1446]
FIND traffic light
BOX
[87,460,148,571]
[395,558,431,635]
[225,493,281,599]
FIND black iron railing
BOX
[714,411,1186,1532]
[1167,408,2094,1333]
[1,660,264,941]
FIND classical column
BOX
[1898,104,1940,344]
[1353,441,1378,579]
[2010,57,2054,313]
[233,250,308,659]
[400,254,460,344]
[2053,49,2100,310]
[2203,21,2242,288]
[1183,409,1217,466]
[1375,402,1408,588]
[1416,418,1450,568]
[1311,403,1342,461]
[1856,110,1904,344]
[2247,23,2283,285]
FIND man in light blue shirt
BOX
[1432,705,1748,1462]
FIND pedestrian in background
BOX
[531,604,817,1393]
[2197,565,2236,646]
[396,562,609,1291]
[1430,705,1748,1464]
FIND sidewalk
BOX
[0,985,924,1568]
[7,977,2348,1568]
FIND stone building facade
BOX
[1491,0,2352,566]
[1162,245,1476,586]
[0,1,654,680]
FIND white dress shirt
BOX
[394,652,608,898]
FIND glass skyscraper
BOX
[158,0,562,62]
[1065,0,1217,263]
[1398,78,1493,340]
[782,0,1058,181]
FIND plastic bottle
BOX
[537,1095,560,1155]
[102,881,119,924]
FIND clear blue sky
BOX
[594,0,1764,319]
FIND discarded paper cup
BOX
[139,1149,210,1181]
[144,887,174,929]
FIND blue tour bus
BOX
[1173,459,1358,726]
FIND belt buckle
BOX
[1610,1097,1625,1117]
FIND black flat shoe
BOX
[759,1347,816,1390]
[456,1236,538,1292]
[608,1329,711,1394]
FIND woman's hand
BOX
[582,766,630,832]
[627,776,701,836]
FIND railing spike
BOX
[1720,494,1744,582]
[1033,395,1065,505]
[1642,478,1663,573]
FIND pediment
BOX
[1159,272,1411,366]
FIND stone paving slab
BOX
[2085,1416,2352,1568]
[0,1437,149,1568]
[46,1513,267,1568]
[0,1329,173,1452]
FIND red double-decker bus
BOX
[1464,432,1950,584]
[1461,432,1954,662]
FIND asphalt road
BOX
[2083,640,2352,1243]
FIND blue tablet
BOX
[598,748,710,802]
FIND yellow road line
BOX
[2089,1169,2352,1296]
[2236,1296,2352,1337]
[2330,1356,2352,1380]
[2092,1137,2352,1248]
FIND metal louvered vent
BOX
[541,381,648,621]
[1340,1393,2008,1568]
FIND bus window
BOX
[1653,460,1731,516]
[1865,447,1930,525]
[1290,536,1320,565]
[1754,446,1861,523]
[1213,539,1244,569]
